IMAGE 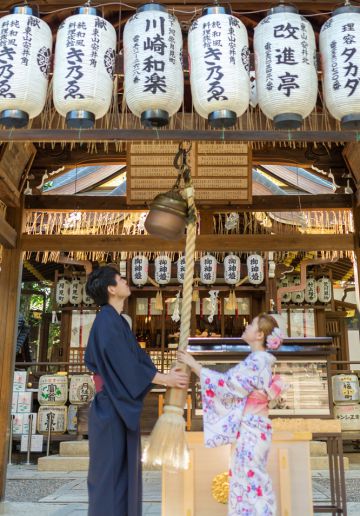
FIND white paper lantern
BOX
[188,6,249,128]
[53,6,116,128]
[254,5,317,129]
[317,276,332,303]
[291,276,305,303]
[69,277,83,305]
[154,255,171,285]
[279,277,291,303]
[247,254,264,285]
[123,3,183,127]
[305,276,318,304]
[81,281,94,306]
[56,278,70,305]
[200,254,217,285]
[177,255,186,284]
[224,254,241,285]
[131,255,149,286]
[320,5,360,129]
[0,5,52,128]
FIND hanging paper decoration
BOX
[247,254,264,285]
[254,5,317,129]
[53,6,116,128]
[305,276,318,304]
[291,276,305,304]
[56,278,70,305]
[188,5,249,128]
[317,276,332,303]
[69,277,83,305]
[123,3,183,127]
[249,71,258,108]
[320,5,360,129]
[132,255,149,286]
[207,290,219,323]
[177,255,186,284]
[171,291,181,322]
[154,255,172,285]
[0,5,52,128]
[279,277,291,303]
[81,281,94,306]
[200,254,217,285]
[224,254,241,285]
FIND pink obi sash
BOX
[243,374,283,417]
[93,374,104,393]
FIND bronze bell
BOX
[145,189,188,240]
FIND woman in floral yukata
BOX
[178,313,284,516]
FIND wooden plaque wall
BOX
[127,142,252,204]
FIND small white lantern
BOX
[200,254,217,285]
[123,3,183,127]
[81,281,94,306]
[279,277,291,303]
[247,254,264,285]
[0,5,52,128]
[224,254,241,285]
[188,5,249,128]
[320,5,360,129]
[132,255,149,286]
[254,4,317,129]
[69,277,83,305]
[56,278,70,305]
[53,6,116,128]
[317,276,332,303]
[291,276,305,304]
[305,276,318,304]
[177,255,186,284]
[154,255,171,285]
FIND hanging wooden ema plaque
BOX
[126,142,252,204]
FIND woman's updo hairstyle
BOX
[257,313,283,350]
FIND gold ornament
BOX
[211,472,229,504]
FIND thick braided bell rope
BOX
[178,185,197,352]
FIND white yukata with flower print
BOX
[201,350,283,516]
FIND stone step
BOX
[311,456,349,470]
[60,440,89,457]
[310,441,327,457]
[38,455,89,471]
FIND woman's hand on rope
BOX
[177,350,202,378]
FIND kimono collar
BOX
[252,350,277,366]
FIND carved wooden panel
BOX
[127,142,252,204]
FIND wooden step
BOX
[38,455,89,471]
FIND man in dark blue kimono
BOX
[85,266,188,516]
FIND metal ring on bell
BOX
[66,111,95,129]
[0,110,29,128]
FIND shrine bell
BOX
[144,189,188,240]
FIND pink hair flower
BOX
[266,327,283,350]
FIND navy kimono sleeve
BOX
[85,305,157,431]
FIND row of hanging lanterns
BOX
[131,253,264,287]
[1,3,359,129]
[55,277,94,306]
[279,276,332,304]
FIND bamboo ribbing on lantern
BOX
[143,149,197,470]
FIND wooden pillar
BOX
[0,205,23,500]
[352,203,360,313]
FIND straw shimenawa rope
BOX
[143,153,197,471]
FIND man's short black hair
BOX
[86,266,119,306]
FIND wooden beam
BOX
[0,169,20,207]
[0,129,359,143]
[0,205,23,500]
[0,216,16,248]
[20,233,353,253]
[24,194,353,212]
